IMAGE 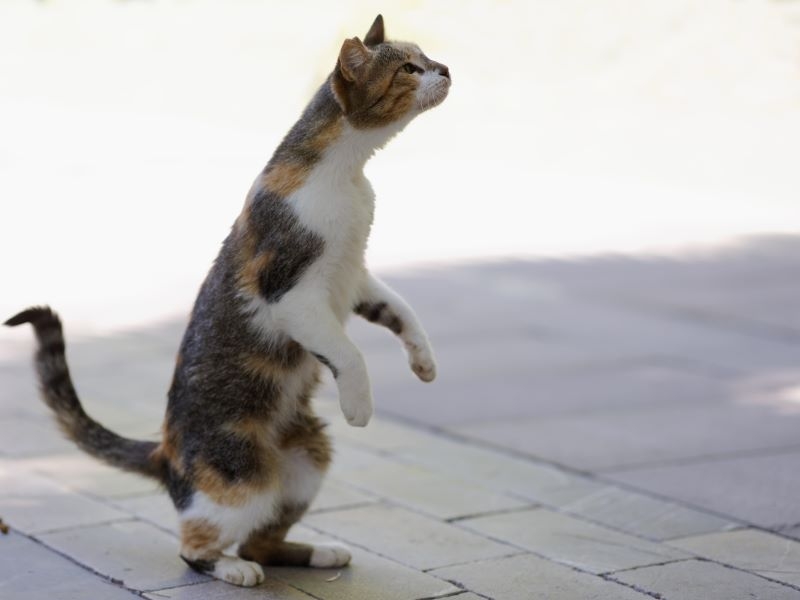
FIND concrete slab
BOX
[608,449,800,529]
[303,504,514,571]
[611,559,800,599]
[39,520,209,592]
[669,529,800,588]
[454,399,800,472]
[341,461,530,520]
[460,508,687,574]
[19,453,160,499]
[143,579,316,599]
[561,485,737,541]
[0,463,131,534]
[431,553,651,600]
[0,531,140,600]
[114,493,177,534]
[393,437,606,506]
[269,526,460,600]
[308,479,376,514]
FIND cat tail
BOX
[5,306,166,482]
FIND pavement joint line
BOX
[429,576,493,600]
[28,516,138,536]
[600,557,696,576]
[685,554,800,593]
[596,443,800,475]
[143,578,212,595]
[338,419,751,545]
[447,516,707,583]
[445,505,539,524]
[598,573,663,600]
[634,353,742,379]
[583,290,800,344]
[307,500,376,515]
[16,527,149,597]
[420,551,528,574]
[297,517,521,574]
[415,589,485,600]
[325,465,533,522]
[337,413,757,544]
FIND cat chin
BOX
[414,74,450,112]
[415,89,449,112]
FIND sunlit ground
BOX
[1,0,799,336]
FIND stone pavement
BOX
[2,235,800,599]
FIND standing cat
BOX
[5,15,449,587]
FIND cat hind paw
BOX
[309,542,352,568]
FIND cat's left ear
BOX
[338,37,372,82]
[364,14,385,47]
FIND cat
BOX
[4,15,449,587]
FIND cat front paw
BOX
[340,395,373,427]
[409,345,437,382]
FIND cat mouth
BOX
[415,77,451,112]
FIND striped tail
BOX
[5,306,165,481]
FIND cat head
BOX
[331,15,451,129]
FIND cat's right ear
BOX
[364,14,385,47]
[337,37,371,83]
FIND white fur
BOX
[180,488,280,546]
[309,542,352,568]
[415,71,450,111]
[280,446,325,508]
[212,556,265,587]
[242,119,438,427]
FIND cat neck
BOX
[268,79,411,178]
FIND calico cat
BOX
[4,15,449,587]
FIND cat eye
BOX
[402,63,422,74]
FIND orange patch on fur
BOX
[180,519,223,557]
[193,458,276,507]
[280,411,332,470]
[262,162,309,197]
[238,251,273,295]
[154,420,184,473]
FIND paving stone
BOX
[669,529,800,588]
[394,438,606,506]
[0,463,131,534]
[326,443,387,476]
[561,485,736,541]
[372,359,728,427]
[308,478,375,514]
[611,559,800,599]
[269,525,460,600]
[0,416,76,456]
[454,398,800,472]
[0,531,140,600]
[461,508,687,574]
[303,504,514,571]
[432,553,650,600]
[20,453,160,499]
[342,461,530,520]
[143,579,316,599]
[326,415,443,452]
[39,520,209,592]
[608,449,800,528]
[114,493,178,534]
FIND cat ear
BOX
[338,37,371,82]
[364,14,385,47]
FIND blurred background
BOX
[1,0,799,337]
